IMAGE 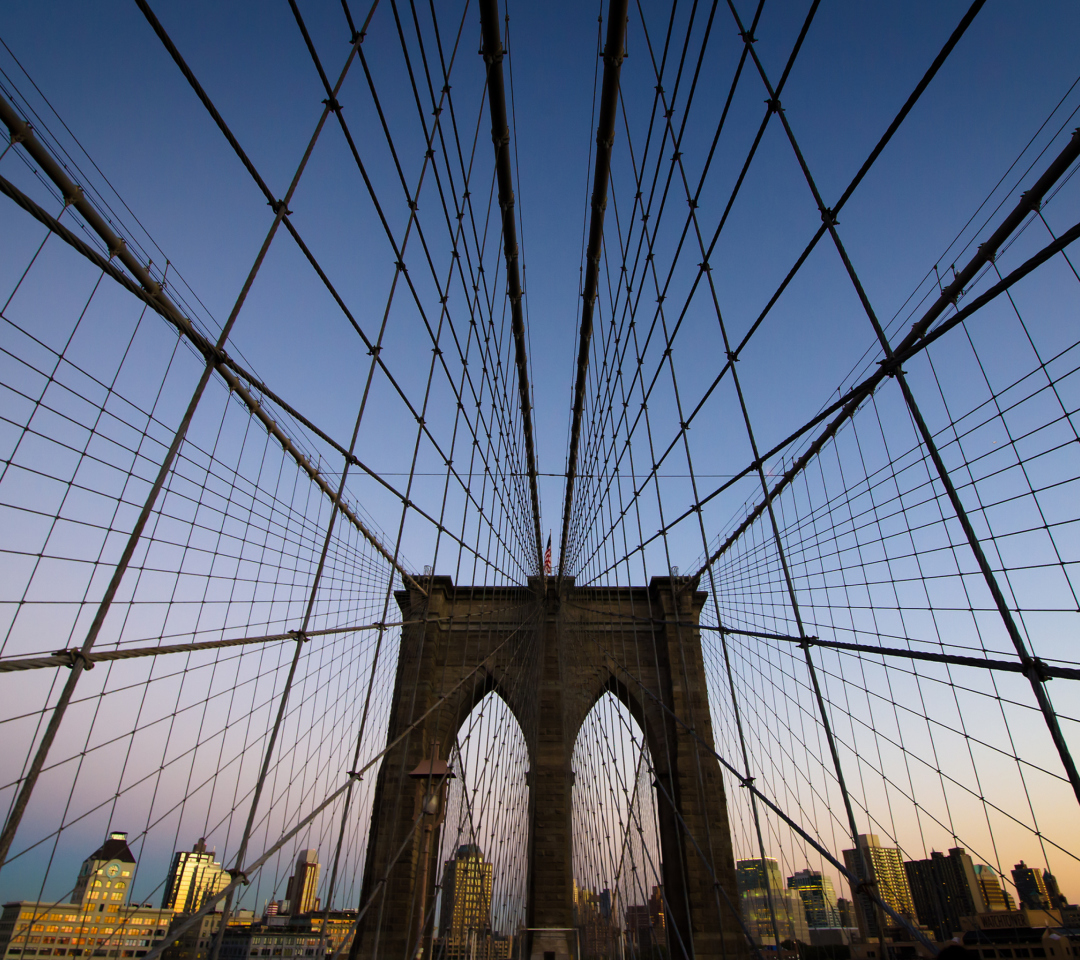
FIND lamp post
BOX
[410,742,455,960]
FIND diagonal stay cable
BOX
[575,1,988,579]
[693,126,1080,580]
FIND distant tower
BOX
[842,835,916,940]
[1012,862,1050,910]
[1043,871,1066,909]
[162,838,230,913]
[973,864,1016,912]
[439,844,493,953]
[735,858,810,946]
[836,899,855,929]
[73,831,137,911]
[286,849,321,914]
[788,869,841,928]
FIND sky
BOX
[2,0,1080,924]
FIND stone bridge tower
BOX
[350,576,747,960]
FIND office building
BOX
[736,858,809,947]
[624,886,665,954]
[284,851,320,916]
[972,864,1016,913]
[0,832,173,960]
[788,870,841,928]
[837,899,855,929]
[903,848,985,940]
[1012,862,1050,910]
[1043,872,1067,909]
[162,840,230,915]
[215,912,356,960]
[574,885,618,959]
[439,846,494,960]
[160,910,256,960]
[842,835,916,940]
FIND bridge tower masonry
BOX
[350,576,747,960]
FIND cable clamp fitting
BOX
[766,96,782,114]
[269,199,293,217]
[54,648,95,671]
[821,207,838,227]
[322,97,342,114]
[878,357,903,378]
[1025,659,1051,683]
[347,770,364,783]
[289,630,308,643]
[739,775,755,788]
[228,869,250,886]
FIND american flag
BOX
[544,533,552,576]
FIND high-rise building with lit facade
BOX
[162,839,230,914]
[842,835,916,940]
[439,845,496,960]
[736,858,809,946]
[973,864,1016,912]
[285,851,320,915]
[787,870,841,928]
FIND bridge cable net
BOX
[0,0,541,956]
[0,2,1077,960]
[558,0,1080,955]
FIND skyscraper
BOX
[163,838,231,914]
[973,864,1016,912]
[736,858,810,946]
[788,869,841,928]
[439,844,494,954]
[903,848,985,940]
[842,835,916,940]
[285,850,321,915]
[1043,871,1067,909]
[1012,862,1050,910]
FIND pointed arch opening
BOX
[572,691,666,960]
[435,690,529,956]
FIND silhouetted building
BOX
[1043,871,1067,909]
[285,851,320,916]
[439,845,494,960]
[1012,863,1050,910]
[736,858,809,947]
[842,835,916,941]
[788,870,841,928]
[837,898,855,929]
[624,885,665,955]
[162,839,230,914]
[972,864,1015,913]
[903,848,985,941]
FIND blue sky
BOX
[2,0,1080,918]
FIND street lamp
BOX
[410,742,455,960]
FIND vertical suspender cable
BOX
[557,0,629,583]
[479,0,545,578]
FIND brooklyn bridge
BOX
[0,3,1078,960]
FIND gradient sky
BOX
[2,0,1079,916]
